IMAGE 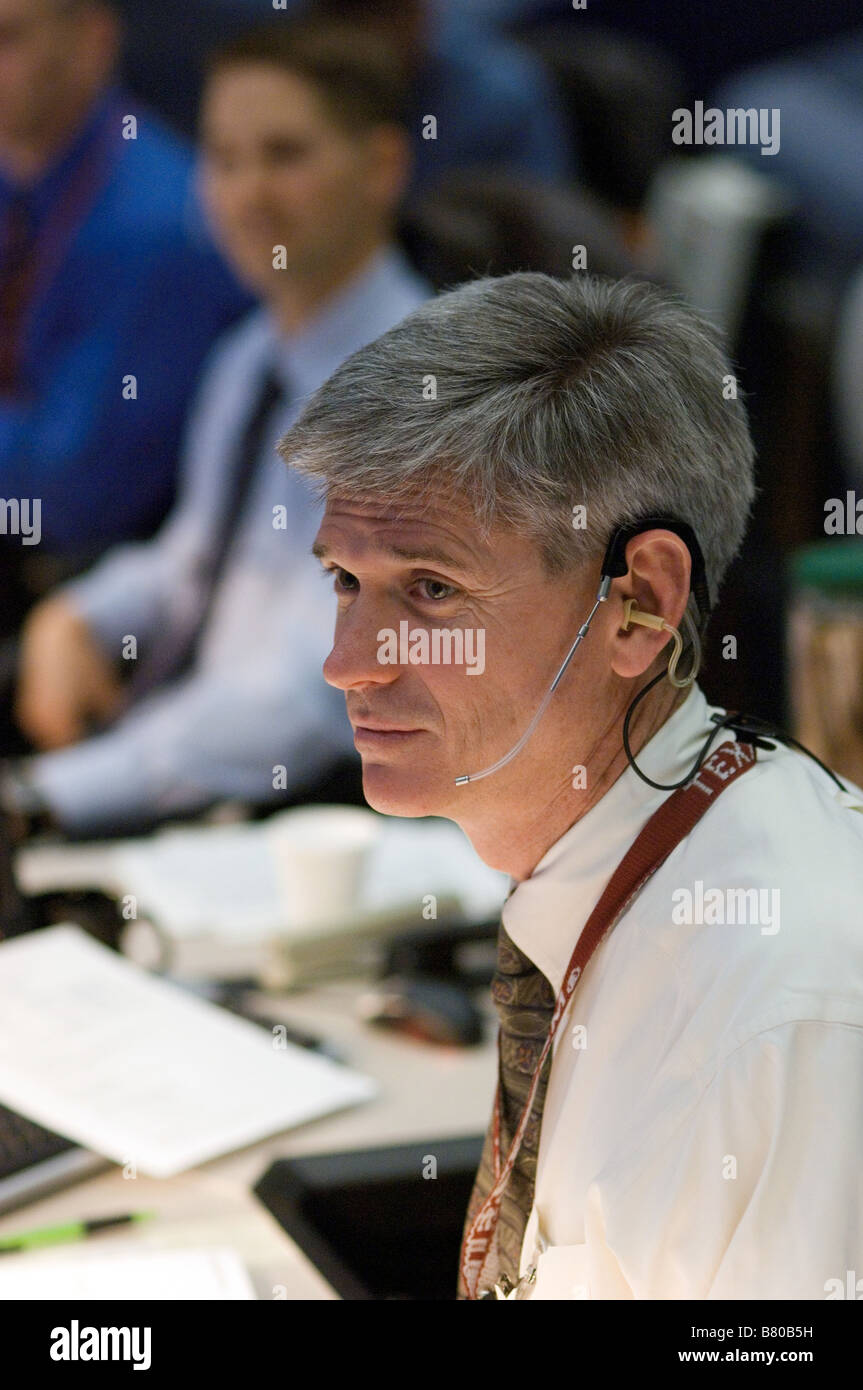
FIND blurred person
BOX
[0,0,250,596]
[398,168,641,291]
[713,30,863,283]
[117,0,575,190]
[4,17,429,837]
[278,273,863,1299]
[310,0,575,193]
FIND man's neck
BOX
[0,89,103,187]
[267,233,388,336]
[462,681,689,882]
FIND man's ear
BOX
[608,529,691,679]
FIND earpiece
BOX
[455,515,705,784]
[621,599,693,688]
[622,598,665,633]
[601,516,711,631]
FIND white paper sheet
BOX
[0,1246,256,1300]
[0,925,376,1177]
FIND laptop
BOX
[0,1102,110,1218]
[0,804,111,1216]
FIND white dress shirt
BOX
[26,245,430,833]
[500,682,863,1299]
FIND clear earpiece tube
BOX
[454,580,610,785]
[669,605,701,687]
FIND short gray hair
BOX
[278,273,756,625]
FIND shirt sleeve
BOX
[61,505,203,657]
[530,1018,863,1299]
[24,571,353,835]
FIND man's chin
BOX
[360,762,449,820]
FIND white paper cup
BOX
[266,805,381,927]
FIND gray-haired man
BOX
[279,273,863,1300]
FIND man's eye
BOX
[320,569,457,602]
[329,567,358,592]
[415,578,458,602]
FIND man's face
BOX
[0,0,84,142]
[199,63,393,295]
[312,494,610,831]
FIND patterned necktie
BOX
[459,920,556,1297]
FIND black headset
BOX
[600,514,711,632]
[611,515,848,793]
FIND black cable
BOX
[622,662,724,792]
[710,714,849,794]
[622,658,850,795]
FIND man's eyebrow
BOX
[311,540,474,572]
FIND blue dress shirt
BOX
[26,244,430,834]
[0,86,251,555]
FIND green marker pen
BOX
[0,1211,155,1255]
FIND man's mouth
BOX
[350,717,427,747]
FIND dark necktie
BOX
[459,920,556,1296]
[129,368,288,696]
[0,195,37,394]
[185,367,287,660]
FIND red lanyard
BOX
[460,739,758,1300]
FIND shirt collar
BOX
[260,243,426,400]
[502,683,733,992]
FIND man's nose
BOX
[323,609,400,692]
[228,165,280,213]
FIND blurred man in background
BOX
[308,0,575,193]
[0,0,249,613]
[4,17,430,838]
[117,0,575,191]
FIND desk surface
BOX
[0,979,497,1299]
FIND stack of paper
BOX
[0,925,376,1177]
